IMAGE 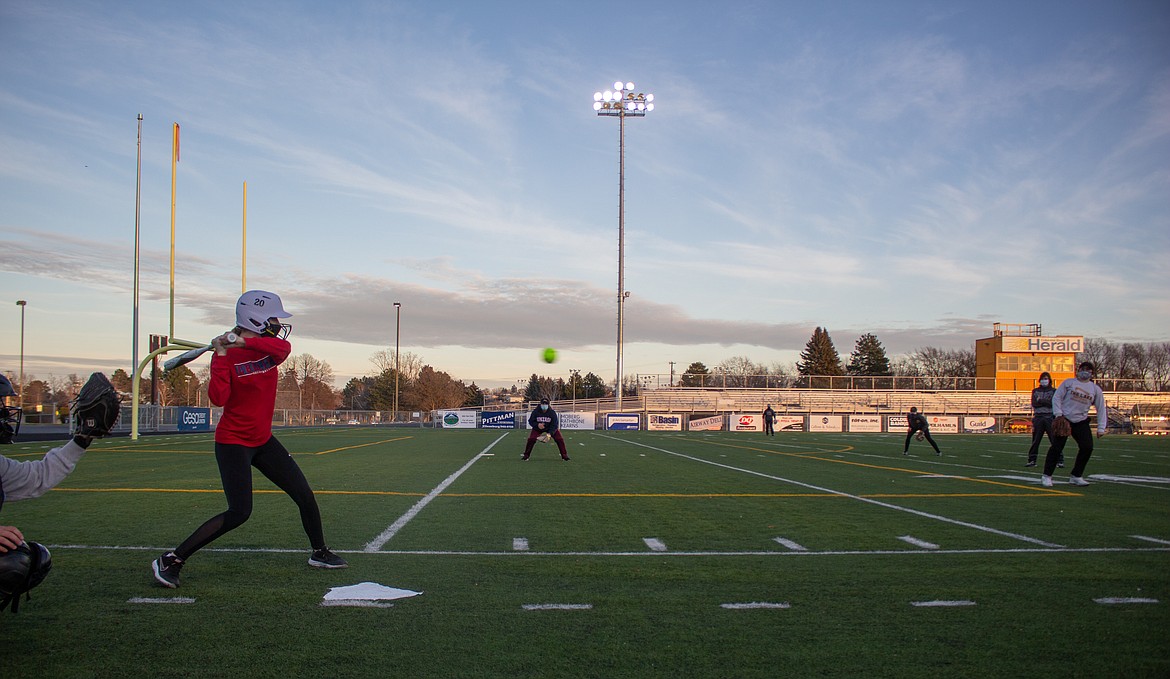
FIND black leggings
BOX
[1044,418,1094,478]
[904,427,940,453]
[175,436,325,559]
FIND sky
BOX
[2,0,1168,391]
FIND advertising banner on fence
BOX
[480,411,515,429]
[439,410,477,428]
[927,416,959,434]
[605,413,640,430]
[808,415,843,432]
[731,413,762,432]
[888,415,908,430]
[963,416,997,433]
[688,415,723,431]
[775,415,805,432]
[647,413,683,431]
[560,412,596,430]
[178,407,210,432]
[848,415,883,433]
[1003,417,1033,434]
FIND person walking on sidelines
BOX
[152,290,346,589]
[762,405,776,436]
[522,398,570,461]
[1024,371,1063,468]
[1041,362,1107,488]
[903,406,941,456]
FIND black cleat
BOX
[152,552,184,588]
[309,547,349,569]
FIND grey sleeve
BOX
[0,440,87,503]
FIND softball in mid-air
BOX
[542,347,558,364]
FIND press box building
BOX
[975,323,1082,391]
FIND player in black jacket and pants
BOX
[523,398,570,461]
[903,407,941,455]
[1025,371,1062,468]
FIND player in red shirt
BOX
[152,291,346,588]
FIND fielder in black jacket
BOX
[903,406,941,455]
[523,398,570,461]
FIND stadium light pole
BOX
[594,80,653,412]
[393,301,401,421]
[16,300,27,411]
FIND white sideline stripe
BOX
[1094,597,1159,605]
[46,544,1170,558]
[773,537,807,551]
[321,600,395,608]
[1091,475,1170,484]
[599,435,1064,548]
[128,597,195,604]
[644,537,668,552]
[522,603,593,611]
[899,535,940,550]
[911,600,976,607]
[513,537,529,551]
[721,602,790,609]
[1132,535,1170,545]
[364,432,509,552]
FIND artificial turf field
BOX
[2,427,1168,678]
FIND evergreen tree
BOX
[847,333,891,375]
[797,327,844,376]
[680,362,710,387]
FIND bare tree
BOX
[369,349,423,381]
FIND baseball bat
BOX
[163,333,238,372]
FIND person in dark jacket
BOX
[762,405,776,436]
[903,406,941,456]
[523,398,570,461]
[1025,371,1062,468]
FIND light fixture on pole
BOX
[16,300,27,411]
[593,80,653,412]
[393,301,401,420]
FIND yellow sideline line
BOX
[706,440,1068,495]
[314,436,413,455]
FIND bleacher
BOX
[640,388,1170,418]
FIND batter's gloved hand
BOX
[1052,416,1072,438]
[72,372,122,439]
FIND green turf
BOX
[2,429,1168,677]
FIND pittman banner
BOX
[480,411,516,429]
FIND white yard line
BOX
[1093,597,1159,605]
[522,603,593,610]
[898,535,940,550]
[721,602,790,609]
[127,597,195,604]
[773,537,807,551]
[1131,535,1170,545]
[911,600,975,607]
[644,537,668,552]
[599,435,1065,548]
[364,432,509,552]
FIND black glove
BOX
[72,372,122,439]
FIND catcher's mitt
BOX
[537,432,552,443]
[915,431,925,442]
[72,372,122,438]
[1052,416,1072,438]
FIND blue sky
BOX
[2,0,1168,390]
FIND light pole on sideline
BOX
[593,81,653,412]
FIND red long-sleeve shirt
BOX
[208,336,291,446]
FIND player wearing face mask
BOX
[1041,362,1108,488]
[1024,371,1062,468]
[523,398,570,461]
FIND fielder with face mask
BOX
[1024,371,1063,468]
[1041,362,1107,488]
[523,398,570,461]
